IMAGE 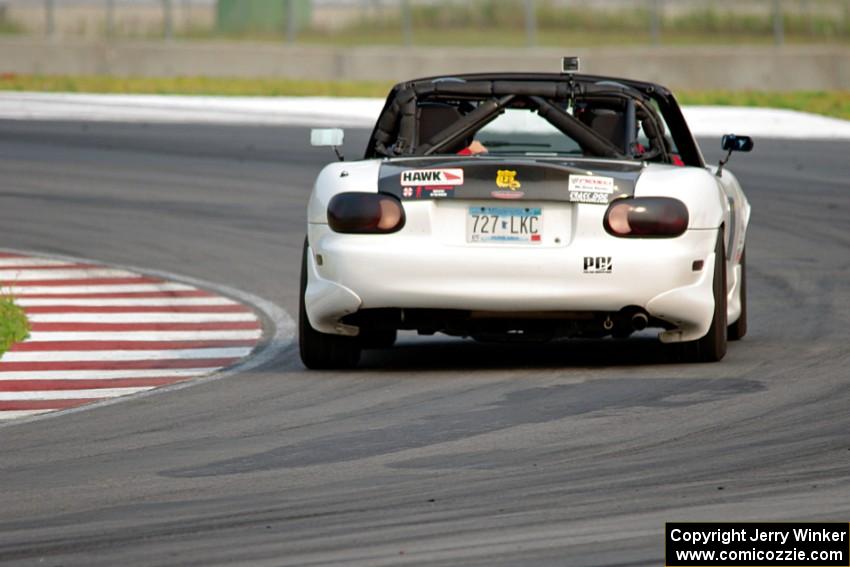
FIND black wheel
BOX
[727,248,747,341]
[682,233,728,363]
[299,238,361,370]
[359,327,397,349]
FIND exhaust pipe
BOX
[631,313,648,331]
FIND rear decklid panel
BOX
[379,157,643,247]
[379,157,641,202]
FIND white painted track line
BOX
[0,269,139,280]
[27,312,257,323]
[0,410,53,421]
[5,283,196,295]
[1,92,849,139]
[16,297,238,307]
[2,348,254,362]
[0,259,77,267]
[0,368,224,381]
[0,388,153,401]
[25,330,263,342]
[683,106,850,139]
[0,92,384,128]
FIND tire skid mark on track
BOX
[0,252,265,422]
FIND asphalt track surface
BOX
[0,120,848,566]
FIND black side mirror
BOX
[717,134,753,177]
[721,134,754,153]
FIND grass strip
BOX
[1,75,849,121]
[0,74,395,98]
[0,294,29,358]
[676,90,850,121]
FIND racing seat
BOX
[416,102,467,153]
[578,108,627,154]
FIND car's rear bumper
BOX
[305,225,720,342]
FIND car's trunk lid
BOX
[379,157,643,204]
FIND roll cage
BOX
[365,72,705,168]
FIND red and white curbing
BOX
[0,252,265,422]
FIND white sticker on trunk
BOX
[569,191,609,204]
[400,168,464,187]
[568,175,615,204]
[568,175,615,194]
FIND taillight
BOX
[604,197,689,238]
[327,192,405,234]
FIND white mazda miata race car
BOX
[301,63,751,368]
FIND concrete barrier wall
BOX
[2,38,849,91]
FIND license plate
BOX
[467,206,542,244]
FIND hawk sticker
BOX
[399,168,464,199]
[400,169,464,187]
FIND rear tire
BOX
[299,238,361,370]
[727,248,747,341]
[683,233,728,363]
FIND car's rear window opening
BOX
[474,108,583,156]
[365,74,703,167]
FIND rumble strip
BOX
[0,252,266,422]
